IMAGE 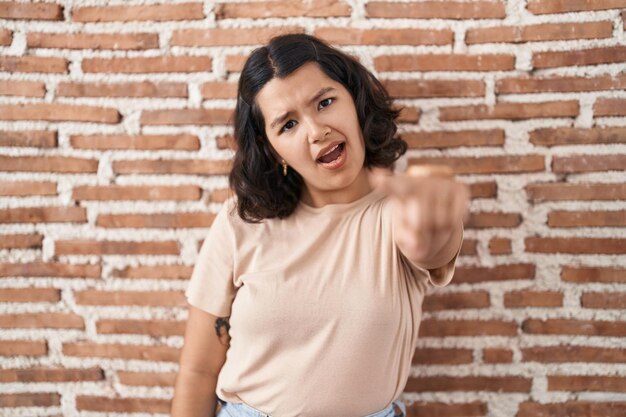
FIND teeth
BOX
[322,144,340,157]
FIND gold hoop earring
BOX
[281,159,288,176]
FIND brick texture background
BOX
[1,1,625,416]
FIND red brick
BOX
[561,266,626,284]
[118,371,176,387]
[581,292,626,309]
[0,313,84,329]
[27,32,158,50]
[469,181,498,198]
[140,108,232,126]
[0,80,45,97]
[466,21,612,44]
[75,395,171,413]
[0,28,11,45]
[375,53,514,71]
[562,266,626,284]
[70,134,199,150]
[316,28,452,46]
[397,106,421,123]
[0,103,120,123]
[55,240,180,256]
[83,56,212,73]
[466,212,521,228]
[73,185,201,201]
[552,155,626,173]
[201,81,238,99]
[408,155,545,174]
[0,56,68,73]
[503,290,563,307]
[0,262,101,278]
[529,127,626,146]
[96,319,184,336]
[216,134,237,150]
[526,182,626,202]
[0,156,98,173]
[548,210,626,227]
[113,159,232,176]
[0,288,60,303]
[0,207,86,224]
[498,74,626,94]
[216,1,351,19]
[534,45,626,68]
[0,393,60,407]
[402,129,504,149]
[419,319,518,337]
[209,188,234,203]
[72,3,204,22]
[75,290,184,307]
[0,234,43,249]
[422,291,490,311]
[0,367,103,383]
[526,237,626,254]
[96,212,214,228]
[549,375,626,392]
[440,100,579,121]
[406,402,487,417]
[406,376,530,392]
[113,265,193,280]
[0,340,47,357]
[522,318,626,337]
[453,264,535,284]
[0,180,57,195]
[171,27,302,46]
[411,348,474,365]
[366,1,506,19]
[489,238,511,254]
[594,98,626,117]
[58,81,187,98]
[384,79,485,98]
[63,342,179,362]
[522,345,626,363]
[226,54,251,73]
[528,0,626,14]
[483,347,513,363]
[0,2,63,20]
[518,401,626,417]
[0,130,56,147]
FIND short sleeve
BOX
[400,224,464,288]
[185,198,238,317]
[426,225,463,288]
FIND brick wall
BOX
[1,1,625,416]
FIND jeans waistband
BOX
[217,397,406,417]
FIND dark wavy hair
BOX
[229,33,408,223]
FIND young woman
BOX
[171,33,469,417]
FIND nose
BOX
[306,117,330,144]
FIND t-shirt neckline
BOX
[297,187,386,214]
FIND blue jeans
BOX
[216,396,406,417]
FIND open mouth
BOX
[316,142,345,165]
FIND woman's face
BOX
[255,61,372,207]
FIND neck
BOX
[301,167,374,208]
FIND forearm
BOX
[171,368,219,417]
[410,221,464,270]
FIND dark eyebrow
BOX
[269,86,336,131]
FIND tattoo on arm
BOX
[215,317,230,339]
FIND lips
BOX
[316,141,344,161]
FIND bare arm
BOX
[171,304,231,417]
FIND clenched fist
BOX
[380,165,470,270]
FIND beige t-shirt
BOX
[185,187,463,417]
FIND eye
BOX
[278,97,335,134]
